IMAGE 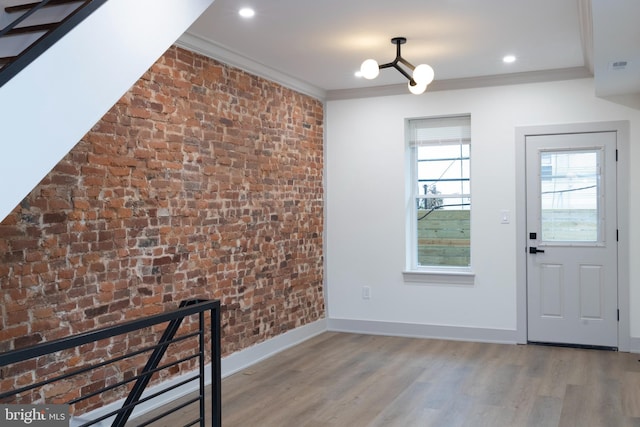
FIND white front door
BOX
[526,131,618,348]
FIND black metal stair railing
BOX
[0,299,222,427]
[0,0,109,88]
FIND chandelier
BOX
[360,37,434,95]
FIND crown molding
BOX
[326,66,593,100]
[176,32,327,101]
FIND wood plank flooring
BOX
[132,332,640,427]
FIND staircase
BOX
[0,0,215,223]
[0,0,108,87]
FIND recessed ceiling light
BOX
[355,70,363,78]
[503,55,516,63]
[239,7,255,18]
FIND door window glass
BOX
[540,150,601,242]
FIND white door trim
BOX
[515,121,630,351]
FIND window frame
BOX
[403,115,475,285]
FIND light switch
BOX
[500,210,510,224]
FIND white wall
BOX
[326,78,640,343]
[0,0,215,222]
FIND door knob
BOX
[529,247,545,254]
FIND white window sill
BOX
[402,269,475,285]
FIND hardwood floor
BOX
[133,332,640,427]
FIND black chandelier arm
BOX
[393,63,415,83]
[379,60,416,84]
[396,56,416,71]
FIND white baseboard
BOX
[70,318,327,426]
[221,318,327,377]
[327,318,519,344]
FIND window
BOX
[540,150,600,243]
[405,115,472,281]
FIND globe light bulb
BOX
[238,7,255,18]
[408,80,428,95]
[360,59,380,80]
[412,64,434,85]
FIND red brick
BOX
[0,45,324,409]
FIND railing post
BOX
[211,303,222,427]
[198,309,206,426]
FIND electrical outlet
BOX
[362,286,371,300]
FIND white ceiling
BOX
[179,0,640,100]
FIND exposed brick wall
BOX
[0,46,324,410]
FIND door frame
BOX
[515,121,630,351]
